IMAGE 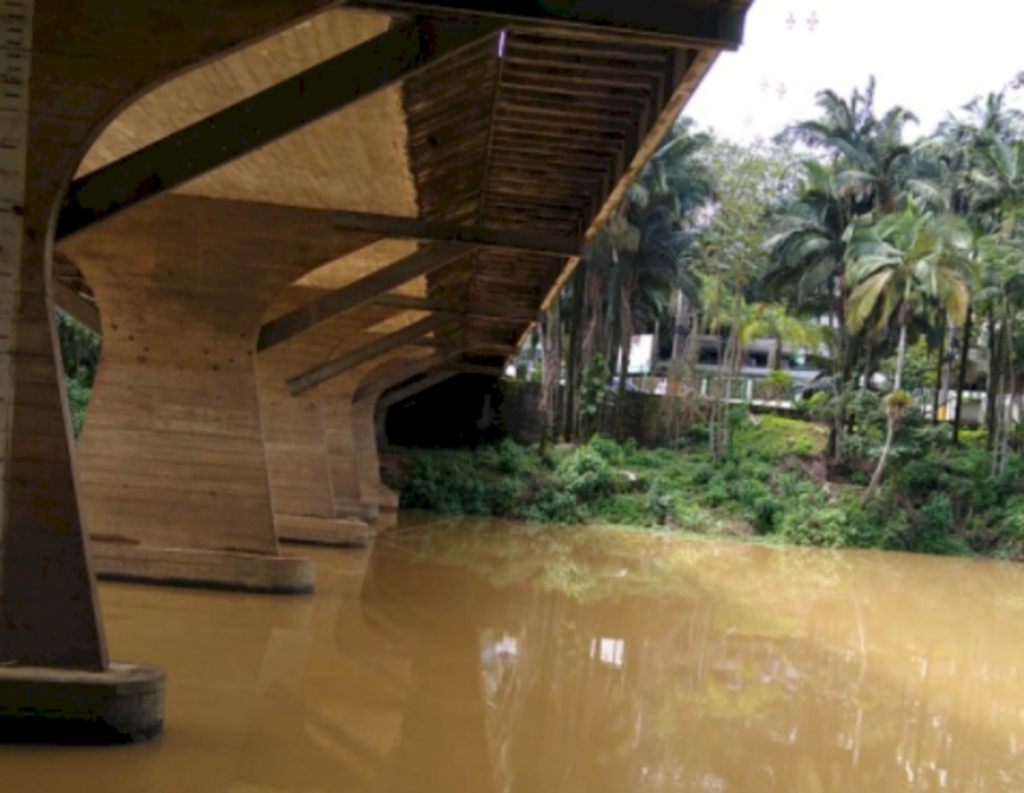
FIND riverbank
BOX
[383,414,1024,559]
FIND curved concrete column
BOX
[0,0,331,742]
[314,349,432,531]
[257,294,407,546]
[353,397,400,526]
[345,349,442,530]
[62,195,376,592]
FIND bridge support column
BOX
[320,349,433,531]
[352,396,401,529]
[319,365,390,530]
[256,302,383,547]
[62,195,375,592]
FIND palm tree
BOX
[762,160,855,458]
[933,92,1023,442]
[847,207,973,499]
[742,302,824,372]
[780,77,918,214]
[571,119,714,438]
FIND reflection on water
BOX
[4,517,1024,792]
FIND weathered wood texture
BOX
[60,16,501,240]
[348,0,748,48]
[2,0,334,671]
[396,21,738,366]
[257,286,426,534]
[61,195,378,559]
[318,348,441,528]
[76,9,416,215]
[258,242,469,351]
[379,371,458,411]
[287,313,455,395]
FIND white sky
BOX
[686,0,1024,143]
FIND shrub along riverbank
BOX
[384,413,1024,560]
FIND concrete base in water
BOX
[373,507,399,531]
[276,514,372,547]
[91,543,315,594]
[333,498,380,525]
[0,662,165,744]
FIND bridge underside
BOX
[0,0,750,742]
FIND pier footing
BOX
[0,662,165,744]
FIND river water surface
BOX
[5,516,1024,792]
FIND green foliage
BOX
[588,434,625,465]
[56,310,101,437]
[763,369,795,400]
[389,410,1024,561]
[776,493,894,550]
[646,477,674,525]
[478,438,533,476]
[557,445,618,503]
[579,354,614,436]
[879,339,935,393]
[66,377,92,437]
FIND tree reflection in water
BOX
[360,521,1024,792]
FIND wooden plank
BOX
[345,1,748,49]
[352,349,463,404]
[495,103,636,130]
[462,342,518,355]
[52,281,101,335]
[56,16,504,241]
[590,48,707,239]
[286,314,453,395]
[504,36,669,63]
[373,292,537,322]
[379,371,458,411]
[499,78,648,103]
[444,363,506,376]
[503,43,668,70]
[499,85,643,111]
[257,242,470,351]
[501,64,656,91]
[329,210,581,256]
[489,146,610,170]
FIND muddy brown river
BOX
[4,516,1024,792]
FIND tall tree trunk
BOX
[540,301,561,454]
[864,321,908,501]
[987,308,1000,447]
[827,275,849,462]
[582,264,604,367]
[932,312,946,425]
[893,319,908,393]
[863,335,876,391]
[994,303,1015,478]
[564,263,586,442]
[614,271,637,439]
[671,290,689,363]
[864,414,897,502]
[953,305,973,445]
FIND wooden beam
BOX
[373,293,537,323]
[345,1,747,49]
[257,242,470,351]
[542,50,717,312]
[331,210,580,256]
[287,314,453,395]
[444,363,506,376]
[463,342,518,355]
[379,371,458,411]
[56,17,503,241]
[358,350,471,405]
[52,281,101,335]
